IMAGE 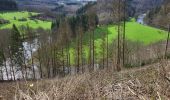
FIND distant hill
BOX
[0,0,18,11]
[81,0,163,24]
[128,0,163,16]
[16,0,94,16]
[145,0,170,30]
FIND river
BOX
[137,13,146,25]
[1,38,40,80]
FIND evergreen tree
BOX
[10,24,22,55]
[9,24,24,79]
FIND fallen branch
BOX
[165,76,170,83]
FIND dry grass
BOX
[0,61,170,100]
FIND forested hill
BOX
[145,0,170,29]
[0,0,18,11]
[80,0,163,24]
[128,0,163,16]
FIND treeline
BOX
[0,24,25,80]
[0,0,18,11]
[128,0,163,16]
[1,0,160,81]
[52,13,99,38]
[0,12,99,80]
[50,13,99,75]
[96,0,163,24]
[76,1,97,15]
[0,0,128,81]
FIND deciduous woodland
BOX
[0,0,170,99]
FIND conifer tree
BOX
[10,24,24,80]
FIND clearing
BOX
[0,11,51,30]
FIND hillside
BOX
[145,0,170,29]
[0,0,170,99]
[0,0,18,11]
[0,60,170,99]
[82,0,163,24]
[16,0,94,15]
[67,19,167,65]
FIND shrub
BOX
[18,18,27,22]
[0,19,9,24]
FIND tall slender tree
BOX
[25,24,36,79]
[117,0,121,71]
[122,0,126,66]
[0,46,4,80]
[9,24,23,80]
[165,24,170,58]
[0,46,9,80]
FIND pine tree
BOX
[10,24,24,80]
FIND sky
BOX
[74,0,97,1]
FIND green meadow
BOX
[0,11,51,29]
[69,19,168,65]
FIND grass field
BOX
[69,19,168,65]
[0,11,51,29]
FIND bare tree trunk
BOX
[62,47,65,76]
[66,44,71,75]
[92,30,95,70]
[89,32,92,72]
[66,41,69,75]
[23,47,28,79]
[4,59,9,80]
[117,0,121,71]
[2,48,9,80]
[77,32,80,73]
[66,39,71,74]
[122,0,126,66]
[20,63,24,79]
[80,34,82,73]
[165,24,170,58]
[53,46,57,77]
[22,35,27,79]
[44,46,50,78]
[0,66,3,80]
[102,32,105,69]
[107,27,109,68]
[49,37,53,78]
[37,46,42,78]
[47,58,50,78]
[20,46,25,79]
[8,47,15,80]
[30,43,35,79]
[68,52,71,74]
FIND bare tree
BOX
[8,46,15,80]
[122,0,126,66]
[165,24,170,58]
[0,45,4,80]
[106,27,109,68]
[117,0,122,71]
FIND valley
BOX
[0,0,170,99]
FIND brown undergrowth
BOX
[0,61,170,100]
